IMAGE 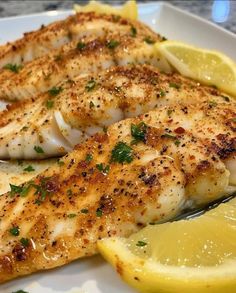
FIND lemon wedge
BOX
[74,0,138,20]
[156,41,236,97]
[98,197,236,293]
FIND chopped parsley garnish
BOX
[106,39,120,49]
[143,36,155,44]
[81,208,89,214]
[131,122,147,143]
[169,82,181,89]
[221,95,230,102]
[103,126,108,133]
[96,208,103,217]
[111,142,133,164]
[48,86,63,96]
[67,189,73,197]
[174,139,181,146]
[167,109,173,116]
[130,26,137,37]
[85,79,96,91]
[23,165,35,172]
[34,145,44,154]
[22,126,29,131]
[112,14,121,22]
[10,184,22,195]
[209,100,217,107]
[85,153,93,162]
[136,240,147,247]
[20,237,29,247]
[57,159,65,166]
[3,63,23,73]
[232,118,236,122]
[46,99,54,109]
[54,54,62,61]
[77,41,86,50]
[89,101,95,108]
[12,290,29,293]
[67,213,77,218]
[96,163,110,174]
[9,226,20,236]
[162,133,177,139]
[158,90,166,97]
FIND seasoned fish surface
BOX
[0,17,167,101]
[0,101,235,282]
[0,12,161,68]
[0,65,235,159]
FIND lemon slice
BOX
[74,0,138,20]
[98,197,236,293]
[156,41,236,97]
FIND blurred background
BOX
[0,1,235,33]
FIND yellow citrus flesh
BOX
[98,198,236,293]
[74,0,138,20]
[156,41,236,97]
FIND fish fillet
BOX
[0,12,161,68]
[0,65,234,159]
[0,16,169,101]
[0,100,235,282]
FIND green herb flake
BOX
[96,163,110,174]
[10,184,22,196]
[89,101,95,108]
[167,109,173,116]
[54,54,62,61]
[46,99,54,109]
[67,213,77,218]
[130,26,137,37]
[103,126,108,133]
[222,95,230,102]
[3,63,23,73]
[20,237,30,247]
[112,14,121,22]
[67,189,73,197]
[34,145,44,154]
[81,208,89,214]
[111,142,133,164]
[77,41,86,50]
[174,140,181,146]
[57,159,65,166]
[85,79,96,92]
[106,39,120,49]
[162,133,177,139]
[136,240,147,247]
[9,226,20,236]
[23,165,35,172]
[131,122,147,143]
[85,153,93,162]
[169,82,181,89]
[144,36,155,44]
[17,160,23,166]
[209,100,218,107]
[232,118,236,122]
[48,86,63,96]
[22,126,29,132]
[161,36,167,41]
[12,290,29,293]
[96,208,103,217]
[158,90,166,97]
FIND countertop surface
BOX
[0,0,235,34]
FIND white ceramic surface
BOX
[0,2,235,293]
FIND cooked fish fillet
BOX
[0,159,56,195]
[0,100,235,283]
[0,12,162,68]
[0,65,234,159]
[0,17,169,101]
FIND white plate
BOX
[0,3,236,293]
